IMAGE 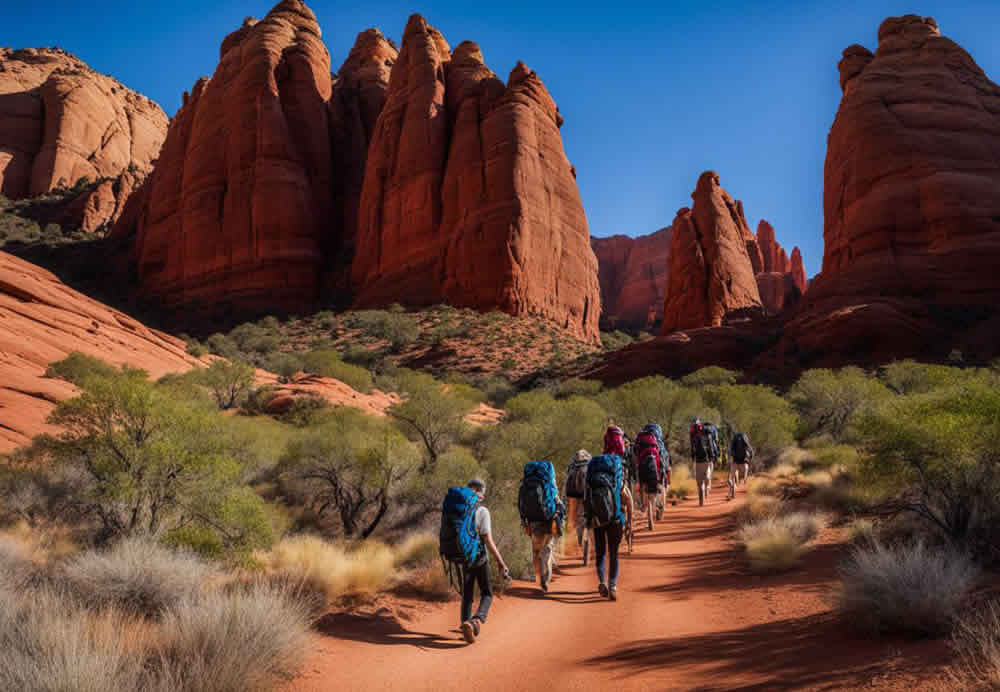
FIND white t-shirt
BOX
[475,506,491,537]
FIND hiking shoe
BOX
[609,586,618,601]
[540,579,549,593]
[598,583,609,598]
[471,617,482,636]
[461,620,477,644]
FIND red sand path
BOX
[290,478,950,691]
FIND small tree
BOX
[279,410,420,538]
[389,371,477,470]
[788,367,891,442]
[199,360,255,410]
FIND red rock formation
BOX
[818,14,1000,305]
[0,47,167,229]
[661,172,763,333]
[756,271,801,316]
[352,16,600,342]
[790,246,806,294]
[111,1,335,318]
[591,227,671,329]
[0,250,198,451]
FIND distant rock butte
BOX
[661,171,763,333]
[591,227,670,329]
[352,16,600,342]
[0,47,167,230]
[111,3,599,342]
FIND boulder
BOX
[591,226,671,329]
[661,171,763,332]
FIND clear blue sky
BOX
[5,1,1000,277]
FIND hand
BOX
[502,566,512,581]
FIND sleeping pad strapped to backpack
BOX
[518,461,560,523]
[586,454,623,529]
[440,487,482,567]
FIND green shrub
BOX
[301,349,373,393]
[681,366,741,388]
[263,353,302,383]
[340,344,382,371]
[789,367,891,442]
[205,333,240,360]
[314,311,337,329]
[600,330,633,351]
[389,371,478,467]
[701,384,797,457]
[347,311,419,352]
[44,352,118,385]
[198,360,255,410]
[257,316,280,331]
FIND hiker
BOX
[690,418,715,506]
[440,479,511,644]
[633,423,668,530]
[518,461,565,593]
[565,449,593,564]
[728,432,755,500]
[585,453,626,601]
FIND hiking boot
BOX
[598,583,609,598]
[461,620,477,644]
[471,617,482,637]
[609,586,618,601]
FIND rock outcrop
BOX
[112,4,598,342]
[661,172,763,333]
[352,16,600,342]
[0,250,198,451]
[591,227,670,329]
[0,47,167,230]
[818,14,1000,305]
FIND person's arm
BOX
[483,530,509,577]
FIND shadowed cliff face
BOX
[110,3,599,342]
[591,227,671,330]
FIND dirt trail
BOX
[291,478,949,691]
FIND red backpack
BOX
[603,426,626,457]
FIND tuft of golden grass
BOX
[668,464,697,501]
[739,512,823,573]
[950,599,1000,689]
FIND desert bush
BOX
[666,463,696,502]
[389,371,478,467]
[848,518,876,545]
[153,582,310,692]
[258,535,397,601]
[60,538,214,618]
[739,512,823,572]
[198,359,255,410]
[600,330,633,351]
[549,377,603,399]
[838,541,979,637]
[598,377,706,458]
[857,375,1000,560]
[44,351,117,385]
[736,494,782,524]
[879,360,971,395]
[392,532,438,569]
[0,535,43,590]
[279,408,421,538]
[0,585,147,691]
[313,310,338,329]
[205,333,240,360]
[789,367,891,442]
[348,310,419,352]
[951,599,1000,688]
[682,366,741,388]
[263,353,302,383]
[301,349,373,393]
[701,385,797,457]
[340,344,382,371]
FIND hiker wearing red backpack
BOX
[633,423,669,530]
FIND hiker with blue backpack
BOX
[518,461,565,593]
[584,453,626,601]
[440,479,511,644]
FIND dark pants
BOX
[461,559,493,623]
[594,521,623,587]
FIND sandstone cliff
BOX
[661,172,763,333]
[591,227,671,329]
[0,47,167,230]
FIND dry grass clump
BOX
[393,532,437,568]
[838,541,979,637]
[950,599,1000,689]
[735,494,782,525]
[802,470,834,488]
[769,463,801,479]
[152,583,311,692]
[775,447,813,469]
[0,535,44,590]
[60,538,215,618]
[747,476,781,497]
[847,518,876,544]
[258,535,396,604]
[739,512,824,572]
[668,464,697,502]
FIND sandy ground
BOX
[289,477,952,691]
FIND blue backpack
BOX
[440,487,482,567]
[586,454,624,528]
[518,461,560,523]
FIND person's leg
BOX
[593,524,608,586]
[607,521,623,593]
[473,560,493,623]
[461,565,477,623]
[539,533,553,588]
[531,531,545,588]
[646,490,654,530]
[728,462,736,500]
[706,461,714,498]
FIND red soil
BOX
[290,477,953,691]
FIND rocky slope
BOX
[352,17,600,342]
[661,171,763,332]
[0,47,167,231]
[111,2,600,343]
[591,227,670,330]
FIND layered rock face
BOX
[0,250,198,451]
[352,16,600,341]
[661,172,763,333]
[818,14,1000,304]
[112,2,337,317]
[752,220,806,315]
[0,47,167,230]
[591,227,670,329]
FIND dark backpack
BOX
[732,433,750,463]
[518,461,559,522]
[439,487,482,566]
[691,423,710,461]
[587,454,622,529]
[639,451,660,488]
[565,460,589,499]
[603,426,626,457]
[703,423,721,458]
